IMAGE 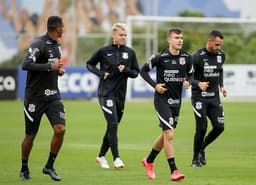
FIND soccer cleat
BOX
[198,151,206,165]
[142,158,156,180]
[43,167,61,181]
[113,157,125,168]
[20,170,31,181]
[170,170,185,181]
[191,160,204,167]
[96,156,110,169]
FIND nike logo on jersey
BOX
[107,53,113,56]
[46,40,52,45]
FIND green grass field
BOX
[0,99,255,185]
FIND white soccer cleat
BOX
[96,156,110,169]
[114,157,125,168]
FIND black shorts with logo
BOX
[23,98,65,135]
[154,96,181,131]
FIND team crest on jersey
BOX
[122,52,128,59]
[195,102,202,110]
[106,99,113,107]
[28,104,36,112]
[217,55,222,63]
[179,57,185,65]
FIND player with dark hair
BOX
[191,30,227,167]
[86,22,139,169]
[140,28,192,181]
[20,16,66,181]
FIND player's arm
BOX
[22,40,62,72]
[183,55,193,89]
[86,49,106,78]
[219,53,225,88]
[190,51,200,86]
[140,54,157,88]
[190,51,209,90]
[219,68,227,97]
[219,58,227,97]
[140,54,167,94]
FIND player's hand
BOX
[220,87,227,97]
[155,83,167,94]
[118,65,125,72]
[103,72,110,80]
[183,80,190,89]
[59,68,65,76]
[198,81,209,91]
[51,60,63,71]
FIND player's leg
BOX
[95,98,112,169]
[146,134,163,162]
[96,127,111,169]
[199,98,224,166]
[156,102,184,181]
[98,127,110,157]
[112,98,126,168]
[191,98,208,167]
[43,100,66,181]
[151,99,175,161]
[116,98,125,123]
[163,129,176,170]
[20,134,36,181]
[202,98,224,150]
[99,98,124,168]
[20,99,44,180]
[142,133,162,180]
[161,108,184,181]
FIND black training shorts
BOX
[23,99,65,135]
[154,97,181,131]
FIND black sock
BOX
[45,153,57,169]
[168,158,177,173]
[21,160,28,172]
[146,149,160,163]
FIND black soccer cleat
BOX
[43,167,61,181]
[198,151,206,165]
[191,160,204,167]
[20,170,31,181]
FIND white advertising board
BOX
[224,64,256,97]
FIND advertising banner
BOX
[17,65,256,100]
[0,69,17,99]
[223,65,256,97]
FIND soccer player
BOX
[86,22,139,169]
[20,16,66,181]
[190,30,227,167]
[140,28,192,181]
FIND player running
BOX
[190,30,227,167]
[20,16,66,181]
[140,28,192,181]
[86,22,139,169]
